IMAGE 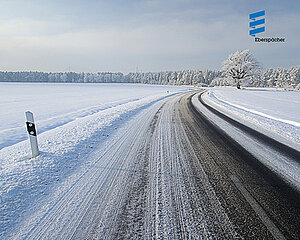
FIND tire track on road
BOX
[14,91,300,239]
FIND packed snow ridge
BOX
[203,87,300,151]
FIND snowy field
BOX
[0,83,188,150]
[0,82,190,238]
[203,87,300,150]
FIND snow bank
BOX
[203,87,300,150]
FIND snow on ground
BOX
[192,91,300,192]
[0,82,190,238]
[203,87,300,151]
[0,82,188,150]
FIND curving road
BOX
[13,91,300,239]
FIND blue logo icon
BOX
[249,10,265,37]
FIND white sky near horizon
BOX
[0,0,299,73]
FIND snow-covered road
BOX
[9,91,300,239]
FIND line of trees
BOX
[0,67,299,89]
[125,70,221,85]
[0,70,222,86]
[212,67,300,89]
[250,67,300,89]
[0,72,124,83]
[220,49,300,89]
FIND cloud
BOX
[0,0,299,72]
[0,14,247,53]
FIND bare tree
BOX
[222,49,261,89]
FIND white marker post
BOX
[25,111,39,158]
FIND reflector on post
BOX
[25,111,39,158]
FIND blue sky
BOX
[0,0,299,73]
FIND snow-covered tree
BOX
[222,49,261,89]
[1,66,299,89]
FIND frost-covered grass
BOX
[0,82,190,238]
[204,87,300,150]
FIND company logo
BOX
[249,10,265,37]
[249,10,285,43]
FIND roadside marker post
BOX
[25,111,39,158]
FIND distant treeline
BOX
[212,66,300,89]
[0,66,299,89]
